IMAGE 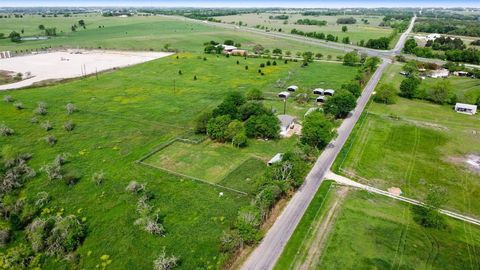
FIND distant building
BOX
[229,49,247,56]
[429,69,449,78]
[426,33,442,41]
[453,71,469,77]
[267,153,283,166]
[278,91,290,99]
[287,85,298,92]
[316,95,326,103]
[324,89,335,96]
[455,103,477,115]
[277,114,296,137]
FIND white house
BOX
[455,103,477,115]
[287,85,298,92]
[426,33,442,41]
[316,95,326,103]
[267,153,283,166]
[429,69,449,78]
[277,115,295,137]
[278,91,290,99]
[313,88,324,95]
[324,89,335,96]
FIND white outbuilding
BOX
[429,69,449,78]
[316,95,326,103]
[324,89,335,96]
[278,91,290,99]
[267,153,283,166]
[277,114,296,137]
[287,85,298,92]
[455,103,477,115]
[426,33,442,41]
[313,88,324,95]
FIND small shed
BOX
[277,114,295,136]
[455,103,477,115]
[278,91,290,99]
[267,153,283,166]
[287,85,298,92]
[316,95,326,103]
[429,69,449,78]
[313,88,324,95]
[453,71,469,77]
[324,89,335,96]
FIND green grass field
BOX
[318,190,480,269]
[0,52,359,268]
[334,63,480,217]
[216,13,396,47]
[0,14,346,58]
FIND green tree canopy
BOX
[374,83,397,104]
[301,112,335,149]
[324,91,357,118]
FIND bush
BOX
[0,244,37,269]
[224,120,245,141]
[207,115,232,142]
[341,82,362,97]
[324,91,357,118]
[41,120,53,131]
[238,102,269,121]
[64,170,81,186]
[34,102,47,115]
[3,95,13,103]
[245,114,280,139]
[44,135,57,146]
[41,160,62,180]
[0,221,10,247]
[194,111,212,134]
[63,120,75,132]
[236,205,262,244]
[92,171,105,185]
[45,215,86,256]
[220,230,242,253]
[426,80,454,104]
[153,247,179,270]
[246,88,263,100]
[125,181,145,193]
[399,77,421,99]
[0,124,14,136]
[13,102,24,110]
[65,103,76,115]
[374,83,397,104]
[301,112,335,149]
[343,51,360,66]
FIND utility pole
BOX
[96,68,98,80]
[283,98,287,114]
[173,79,176,94]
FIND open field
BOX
[318,190,480,269]
[334,63,480,217]
[0,14,346,58]
[0,52,359,268]
[216,13,396,47]
[0,50,172,90]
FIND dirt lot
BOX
[0,50,173,90]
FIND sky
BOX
[1,0,479,8]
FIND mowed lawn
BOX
[318,190,480,270]
[335,63,480,217]
[216,13,395,47]
[0,53,359,269]
[0,14,345,58]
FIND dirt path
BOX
[294,186,349,270]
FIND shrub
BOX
[0,221,10,247]
[245,114,280,139]
[3,95,13,103]
[41,120,53,131]
[26,217,52,252]
[220,230,242,253]
[125,181,145,193]
[400,77,421,99]
[41,160,62,180]
[232,132,248,148]
[0,124,14,136]
[92,171,105,185]
[342,82,362,97]
[374,83,397,104]
[30,117,38,124]
[426,80,454,104]
[324,91,357,118]
[246,88,263,100]
[153,247,179,270]
[34,102,47,115]
[45,135,57,146]
[301,112,335,149]
[45,215,86,256]
[0,244,37,269]
[65,103,76,114]
[236,205,262,244]
[194,111,212,134]
[13,102,24,110]
[207,115,231,142]
[63,120,75,132]
[239,102,269,121]
[224,120,245,142]
[260,63,265,68]
[64,170,81,186]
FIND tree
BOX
[412,185,448,229]
[245,114,279,139]
[153,248,178,270]
[342,82,362,97]
[399,77,421,99]
[246,89,263,100]
[343,51,360,66]
[252,44,264,55]
[403,38,418,54]
[342,36,350,44]
[207,115,232,142]
[212,92,246,119]
[403,61,418,76]
[427,80,453,104]
[239,102,269,120]
[8,31,21,42]
[324,91,356,118]
[374,83,397,104]
[315,53,323,59]
[364,57,381,72]
[272,48,282,55]
[44,27,57,36]
[225,120,244,141]
[78,20,86,28]
[38,24,45,30]
[302,51,313,63]
[224,39,234,45]
[301,112,335,149]
[194,111,212,134]
[342,25,348,32]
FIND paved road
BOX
[326,171,480,226]
[240,15,416,270]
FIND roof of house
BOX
[455,103,477,109]
[277,114,295,127]
[217,44,237,51]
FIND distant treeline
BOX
[295,18,327,26]
[404,37,480,64]
[269,15,289,20]
[336,17,357,24]
[414,18,480,37]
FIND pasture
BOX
[318,190,480,269]
[334,63,480,217]
[216,13,395,47]
[0,13,345,58]
[0,53,359,268]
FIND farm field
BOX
[0,14,345,58]
[334,63,480,217]
[0,52,359,269]
[318,190,480,270]
[216,13,396,47]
